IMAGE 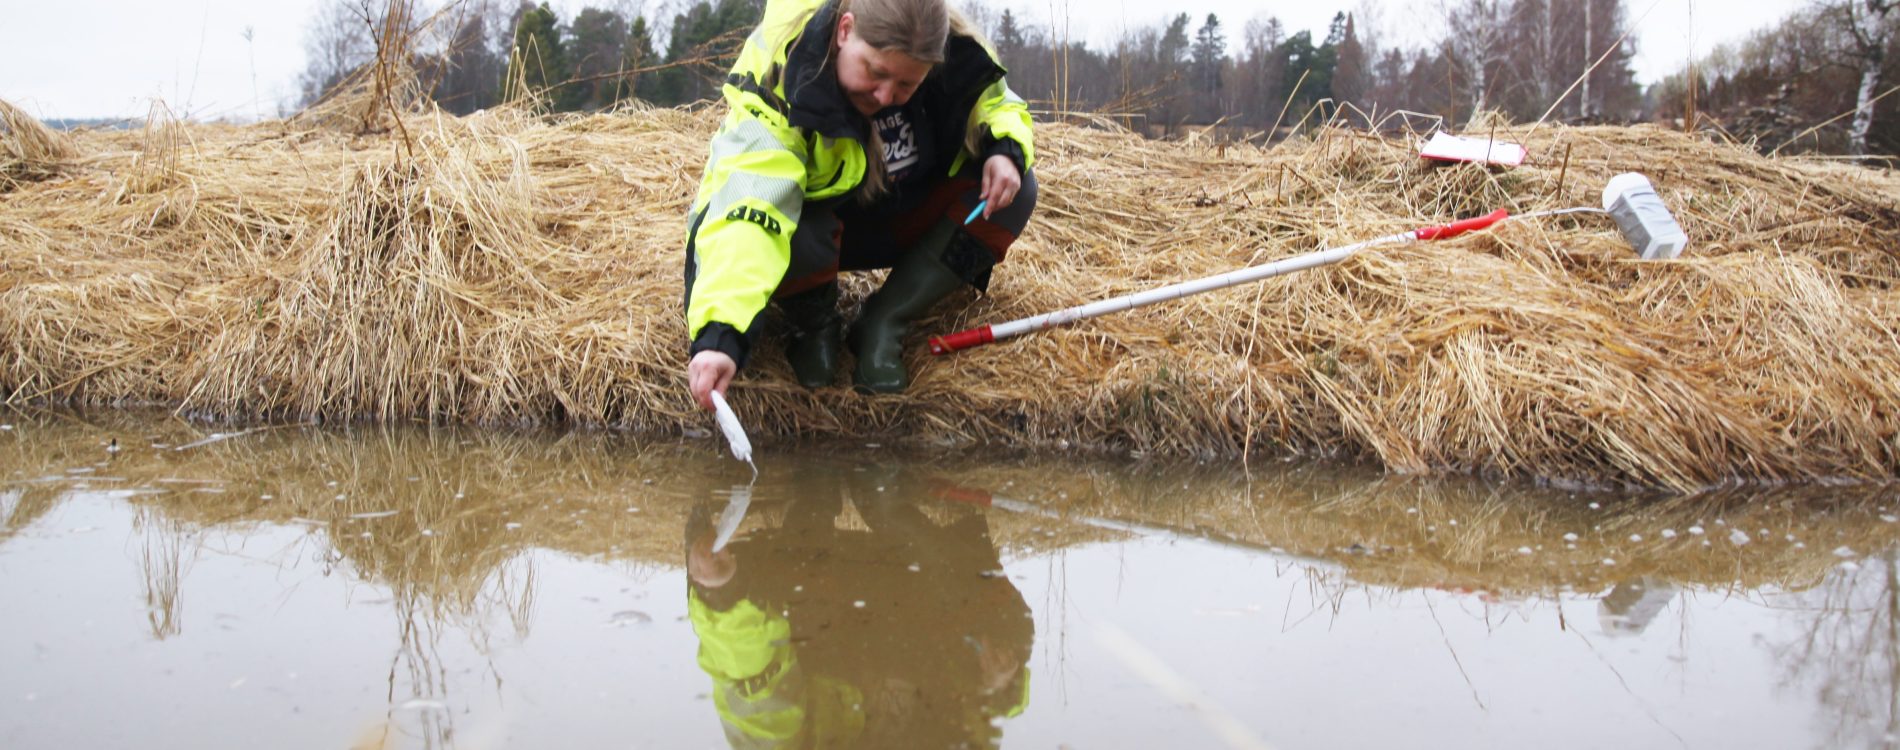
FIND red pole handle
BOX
[930,481,996,507]
[1414,209,1511,241]
[929,326,995,355]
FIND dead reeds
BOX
[0,99,75,191]
[2,102,1899,491]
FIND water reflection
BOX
[4,409,1900,748]
[1597,577,1677,637]
[133,507,191,639]
[1773,550,1900,749]
[684,463,1032,749]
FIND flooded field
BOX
[3,410,1899,749]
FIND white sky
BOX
[0,0,1812,121]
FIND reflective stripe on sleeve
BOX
[975,80,1036,169]
[699,118,805,224]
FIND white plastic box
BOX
[1601,173,1689,260]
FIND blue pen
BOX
[963,200,988,225]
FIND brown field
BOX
[3,93,1899,491]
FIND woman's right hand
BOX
[688,350,737,411]
[979,154,1022,218]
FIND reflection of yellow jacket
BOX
[684,0,1035,361]
[688,587,1030,749]
[689,590,867,747]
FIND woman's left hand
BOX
[978,154,1021,220]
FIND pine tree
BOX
[1190,15,1227,123]
[1159,13,1191,65]
[1150,13,1193,130]
[436,11,501,115]
[1309,13,1345,105]
[1332,14,1368,107]
[1191,14,1227,94]
[617,16,656,104]
[1278,30,1322,113]
[996,9,1025,59]
[503,3,568,106]
[567,7,629,110]
[651,0,762,105]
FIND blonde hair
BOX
[835,0,993,203]
[843,0,950,63]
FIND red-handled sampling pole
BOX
[930,209,1511,355]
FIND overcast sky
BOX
[1,0,1813,121]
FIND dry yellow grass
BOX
[0,99,76,191]
[2,95,1898,491]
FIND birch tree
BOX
[299,1,376,106]
[1440,0,1512,117]
[1837,0,1896,155]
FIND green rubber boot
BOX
[849,221,966,393]
[778,283,842,389]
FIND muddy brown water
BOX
[3,410,1900,749]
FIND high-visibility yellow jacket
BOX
[683,0,1035,366]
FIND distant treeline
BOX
[44,118,139,132]
[963,0,1644,136]
[1653,1,1899,156]
[299,0,755,114]
[296,0,1900,156]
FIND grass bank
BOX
[3,98,1898,491]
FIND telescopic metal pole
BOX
[930,209,1512,355]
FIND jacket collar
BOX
[781,1,861,140]
[933,33,1006,112]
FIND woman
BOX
[683,0,1037,409]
